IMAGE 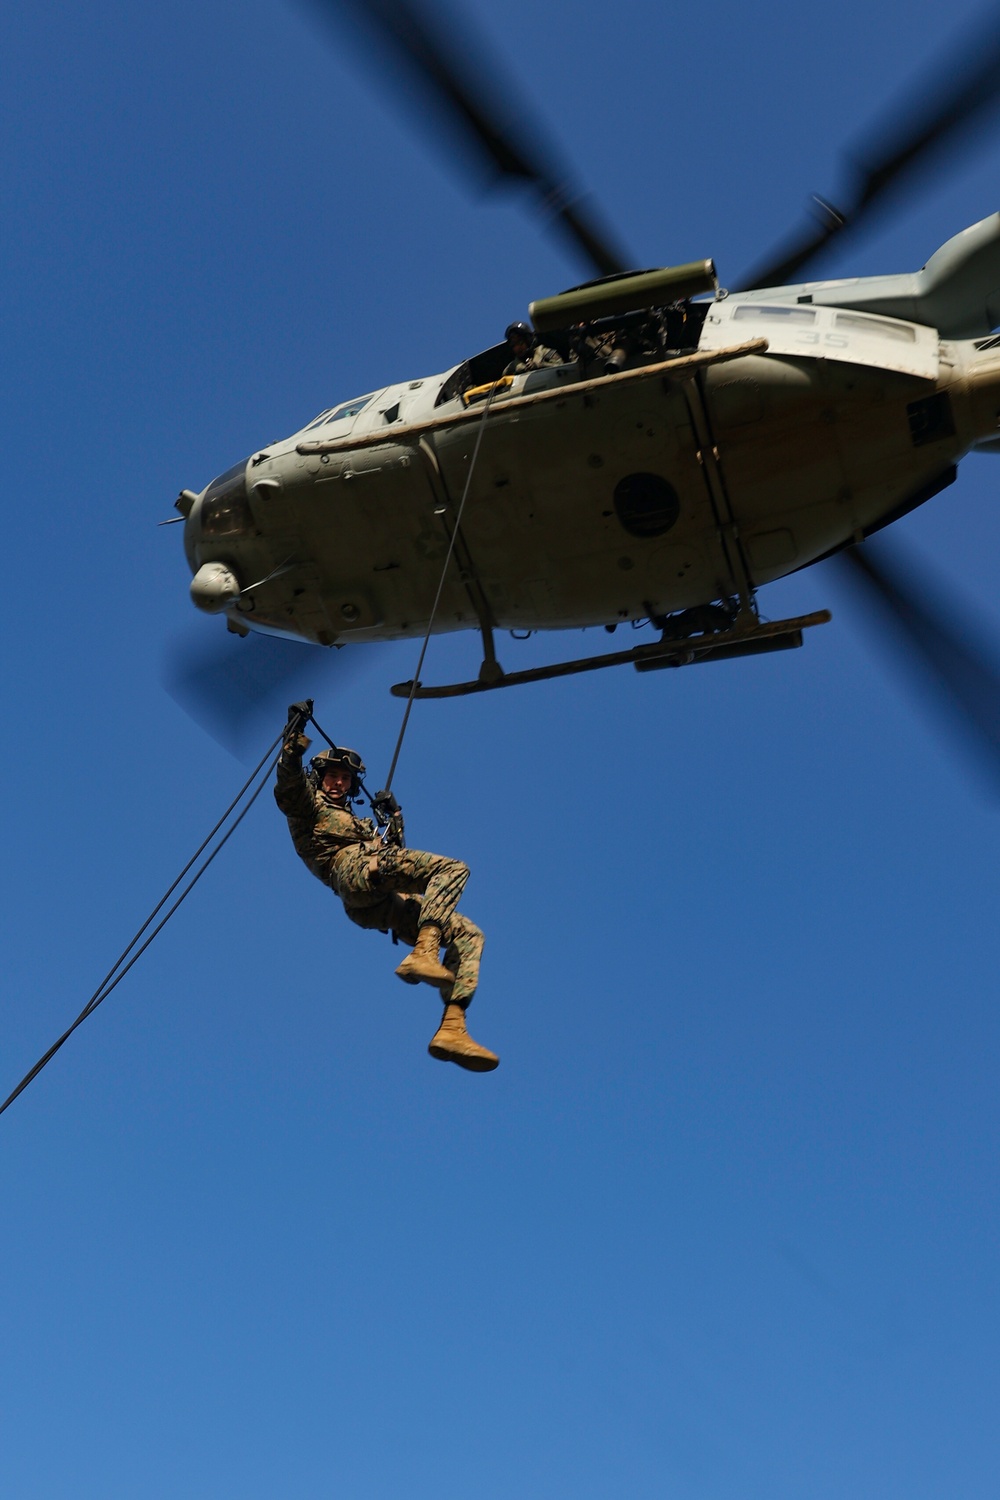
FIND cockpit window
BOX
[202,491,253,537]
[733,304,817,324]
[207,460,249,489]
[201,460,252,537]
[303,394,375,432]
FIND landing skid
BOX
[390,610,832,699]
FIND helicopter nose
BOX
[190,560,241,612]
[186,456,254,611]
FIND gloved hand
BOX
[282,699,313,753]
[282,731,312,760]
[372,789,400,825]
[285,699,313,733]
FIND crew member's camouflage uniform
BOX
[503,341,564,376]
[274,750,483,1004]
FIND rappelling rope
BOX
[381,380,501,794]
[0,730,284,1120]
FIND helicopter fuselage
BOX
[180,218,1000,661]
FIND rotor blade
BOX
[309,0,630,279]
[738,7,1000,290]
[163,628,369,758]
[831,539,1000,794]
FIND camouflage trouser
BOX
[335,846,484,1005]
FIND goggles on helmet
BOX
[311,746,366,781]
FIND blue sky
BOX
[2,1,999,1495]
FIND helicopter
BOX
[172,0,1000,773]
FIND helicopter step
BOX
[390,609,832,699]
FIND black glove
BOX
[372,789,400,825]
[281,702,312,761]
[283,699,313,744]
[286,699,313,732]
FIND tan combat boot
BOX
[428,1003,500,1072]
[395,923,456,988]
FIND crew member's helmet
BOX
[505,320,533,346]
[311,745,366,797]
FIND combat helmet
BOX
[311,745,366,797]
[505,320,533,345]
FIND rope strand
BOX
[382,382,499,793]
[0,731,284,1119]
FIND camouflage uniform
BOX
[274,750,484,1005]
[503,341,564,376]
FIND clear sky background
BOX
[2,1,999,1495]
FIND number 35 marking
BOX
[796,331,850,348]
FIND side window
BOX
[733,304,817,325]
[835,312,917,343]
[304,408,335,431]
[302,394,376,432]
[333,397,372,420]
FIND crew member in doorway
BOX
[274,703,498,1072]
[503,320,563,374]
